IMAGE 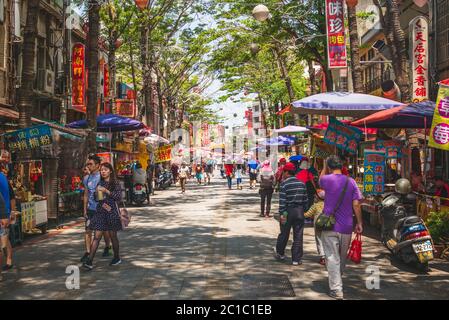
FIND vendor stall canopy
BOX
[309,120,377,135]
[292,92,403,117]
[274,125,309,134]
[261,135,295,146]
[66,114,144,132]
[351,100,436,128]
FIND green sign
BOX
[4,125,53,153]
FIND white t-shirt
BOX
[235,169,242,179]
[179,167,189,178]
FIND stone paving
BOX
[1,173,448,300]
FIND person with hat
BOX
[304,189,326,265]
[274,162,308,266]
[296,157,317,212]
[275,158,287,191]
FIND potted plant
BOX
[426,211,449,258]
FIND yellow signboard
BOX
[155,145,172,163]
[429,84,449,150]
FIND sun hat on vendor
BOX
[260,160,273,174]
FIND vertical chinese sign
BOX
[104,64,109,99]
[429,84,449,150]
[363,150,386,195]
[72,43,86,113]
[410,16,429,102]
[323,117,362,154]
[325,0,347,68]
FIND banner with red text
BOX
[325,0,347,69]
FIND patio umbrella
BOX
[248,159,258,165]
[261,135,295,146]
[351,100,436,128]
[291,92,403,117]
[66,114,145,132]
[274,125,309,134]
[289,155,304,162]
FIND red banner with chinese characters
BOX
[72,43,86,112]
[325,0,347,69]
[104,64,110,98]
[115,99,136,118]
[411,16,429,102]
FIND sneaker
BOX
[2,264,13,271]
[273,247,285,261]
[80,252,89,263]
[319,257,326,265]
[110,257,122,266]
[83,260,93,271]
[292,260,303,266]
[329,290,344,300]
[102,246,112,257]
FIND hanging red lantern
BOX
[134,0,149,10]
[346,0,358,7]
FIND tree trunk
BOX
[129,43,138,111]
[347,5,364,93]
[139,24,149,122]
[308,60,317,95]
[273,45,295,102]
[86,0,101,153]
[156,73,164,137]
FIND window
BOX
[437,0,449,66]
[254,116,260,123]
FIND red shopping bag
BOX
[347,233,362,264]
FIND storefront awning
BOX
[0,106,87,137]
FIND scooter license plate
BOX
[134,190,143,195]
[412,240,433,253]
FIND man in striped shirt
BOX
[274,162,308,265]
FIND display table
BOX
[20,199,48,234]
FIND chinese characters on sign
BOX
[375,139,403,159]
[104,64,110,99]
[72,43,86,113]
[4,125,53,153]
[97,152,113,166]
[410,17,429,102]
[363,150,386,195]
[429,84,449,150]
[323,117,362,154]
[325,0,347,68]
[115,99,136,118]
[155,145,172,163]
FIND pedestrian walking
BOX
[224,161,234,190]
[235,164,243,190]
[179,162,190,193]
[83,163,123,270]
[274,162,308,265]
[319,155,363,300]
[146,159,155,196]
[205,160,214,185]
[0,164,13,271]
[304,189,326,265]
[275,158,287,191]
[0,193,9,282]
[171,163,179,185]
[195,163,203,185]
[248,160,259,189]
[296,157,317,211]
[81,154,112,264]
[259,160,275,217]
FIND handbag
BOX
[315,176,349,231]
[116,200,131,229]
[347,232,362,264]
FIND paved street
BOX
[1,173,448,300]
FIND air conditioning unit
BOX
[43,70,55,94]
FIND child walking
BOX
[304,189,326,265]
[236,164,243,190]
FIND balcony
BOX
[364,69,393,94]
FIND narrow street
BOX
[0,173,448,300]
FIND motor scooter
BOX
[379,179,434,272]
[131,183,147,206]
[156,170,173,190]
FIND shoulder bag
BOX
[315,176,349,231]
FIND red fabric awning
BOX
[310,120,377,135]
[276,105,291,116]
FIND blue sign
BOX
[363,150,386,195]
[4,125,52,153]
[323,117,362,154]
[375,139,403,159]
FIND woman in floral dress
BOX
[83,163,123,270]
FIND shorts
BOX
[249,173,257,180]
[237,178,242,184]
[85,210,96,230]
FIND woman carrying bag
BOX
[83,163,123,270]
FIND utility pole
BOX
[60,0,72,125]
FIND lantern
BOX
[134,0,149,10]
[413,0,428,7]
[346,0,358,8]
[252,5,270,22]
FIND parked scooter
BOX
[156,170,173,190]
[131,183,147,206]
[379,178,434,272]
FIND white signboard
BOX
[410,16,429,102]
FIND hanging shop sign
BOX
[4,125,52,153]
[325,0,347,69]
[311,136,334,159]
[97,152,113,166]
[104,64,110,98]
[72,43,86,113]
[155,145,172,163]
[429,84,449,150]
[323,117,362,154]
[363,150,386,195]
[410,16,429,102]
[375,139,403,159]
[115,99,136,118]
